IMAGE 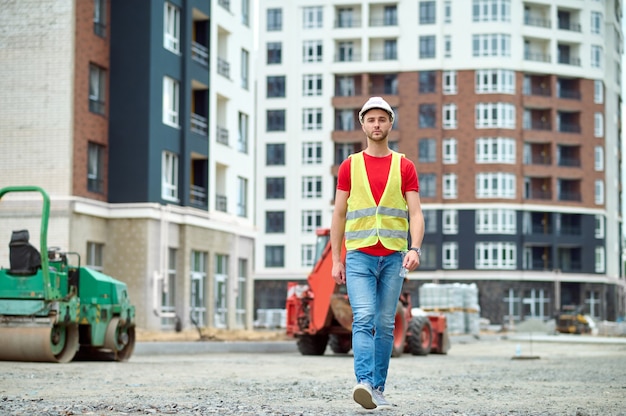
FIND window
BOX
[594,113,603,137]
[442,242,458,269]
[419,138,437,162]
[241,49,249,89]
[594,80,604,103]
[591,45,603,68]
[475,242,516,269]
[442,210,458,234]
[337,76,355,96]
[302,210,322,233]
[265,245,284,267]
[266,211,285,233]
[162,151,179,201]
[443,71,457,94]
[595,215,605,239]
[337,8,354,28]
[384,5,398,26]
[476,172,515,198]
[595,180,604,204]
[419,1,436,24]
[444,35,451,58]
[86,242,104,271]
[337,110,355,131]
[472,34,511,57]
[419,35,436,58]
[267,8,282,31]
[442,174,457,199]
[443,104,457,129]
[503,289,521,323]
[302,142,322,165]
[419,71,436,93]
[303,108,322,130]
[419,173,436,197]
[444,1,452,23]
[241,0,250,26]
[238,112,248,154]
[266,177,285,199]
[594,247,605,273]
[87,142,104,193]
[164,3,180,53]
[303,6,323,28]
[443,138,457,164]
[475,137,516,163]
[237,176,247,217]
[591,12,602,35]
[236,258,247,327]
[94,0,106,37]
[89,64,106,115]
[419,104,436,128]
[384,39,398,60]
[475,103,515,128]
[423,210,437,233]
[266,143,285,165]
[303,40,323,62]
[211,253,224,328]
[302,244,315,268]
[267,42,282,64]
[476,209,516,234]
[595,146,604,171]
[302,176,322,198]
[267,109,286,131]
[162,76,179,127]
[472,0,510,22]
[475,69,515,93]
[338,41,355,62]
[521,289,549,321]
[303,74,323,96]
[267,76,286,98]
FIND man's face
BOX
[361,108,392,142]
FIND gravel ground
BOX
[0,336,625,416]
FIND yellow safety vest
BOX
[345,151,409,251]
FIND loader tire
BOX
[297,334,329,355]
[391,301,407,357]
[407,315,432,356]
[329,334,352,354]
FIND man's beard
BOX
[367,130,388,141]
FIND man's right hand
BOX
[332,261,346,285]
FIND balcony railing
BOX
[191,113,208,135]
[192,42,209,67]
[528,154,552,165]
[558,156,581,167]
[558,89,581,99]
[334,53,362,62]
[526,190,552,200]
[558,56,581,66]
[524,52,551,63]
[557,123,581,133]
[524,86,551,96]
[190,185,207,207]
[216,194,227,212]
[217,57,230,79]
[216,126,229,145]
[524,16,551,28]
[524,121,551,131]
[369,17,398,26]
[334,18,361,28]
[558,191,582,201]
[558,21,581,32]
[369,52,397,61]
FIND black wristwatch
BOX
[409,247,421,257]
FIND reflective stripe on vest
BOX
[344,151,408,251]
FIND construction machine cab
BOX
[8,229,41,275]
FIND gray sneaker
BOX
[352,383,376,409]
[373,388,392,408]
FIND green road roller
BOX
[0,186,135,362]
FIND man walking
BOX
[330,97,425,409]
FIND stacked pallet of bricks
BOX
[419,283,480,335]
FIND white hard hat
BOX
[358,96,395,123]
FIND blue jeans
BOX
[345,250,404,392]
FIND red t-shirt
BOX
[337,152,419,256]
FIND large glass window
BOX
[266,177,285,199]
[475,172,515,198]
[591,45,603,68]
[475,69,515,93]
[443,104,457,129]
[266,143,285,165]
[419,173,436,197]
[94,0,106,37]
[475,242,516,269]
[236,258,247,327]
[164,2,180,53]
[472,0,510,22]
[443,71,457,94]
[303,74,323,96]
[442,138,457,164]
[267,42,282,64]
[86,242,104,271]
[267,8,282,31]
[442,242,458,269]
[475,137,516,163]
[212,253,226,328]
[265,246,284,267]
[476,209,516,234]
[419,104,437,128]
[267,110,286,131]
[419,36,436,58]
[267,76,286,98]
[302,142,322,165]
[475,103,515,128]
[162,151,178,201]
[303,40,323,62]
[302,108,322,130]
[266,211,285,233]
[302,176,322,198]
[87,142,104,193]
[442,173,457,199]
[472,34,511,57]
[89,64,106,115]
[162,76,180,127]
[591,12,602,34]
[303,6,323,28]
[419,138,437,162]
[442,210,458,234]
[302,210,322,232]
[419,1,436,24]
[419,71,436,93]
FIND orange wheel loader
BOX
[286,229,450,357]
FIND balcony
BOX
[523,74,551,96]
[523,109,552,131]
[335,75,362,97]
[557,247,582,272]
[524,16,550,28]
[524,143,552,165]
[524,246,553,271]
[334,7,362,28]
[217,57,230,78]
[215,194,227,212]
[191,113,208,135]
[192,42,208,67]
[558,213,582,236]
[558,178,582,202]
[557,10,581,32]
[524,177,552,201]
[190,185,207,208]
[524,52,551,63]
[216,126,229,145]
[557,112,581,133]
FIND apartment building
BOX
[255,0,626,324]
[0,0,256,331]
